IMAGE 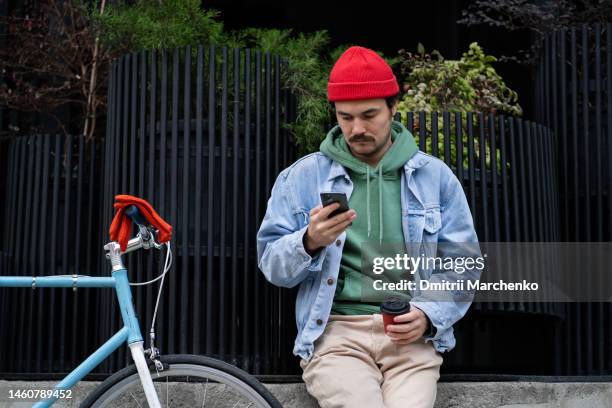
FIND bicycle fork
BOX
[130,341,162,408]
[113,266,162,408]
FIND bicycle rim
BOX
[83,355,280,408]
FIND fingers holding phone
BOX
[303,193,356,255]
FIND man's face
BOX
[335,98,397,163]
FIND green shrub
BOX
[397,43,522,170]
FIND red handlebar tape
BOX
[109,195,173,252]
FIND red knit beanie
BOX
[327,46,399,102]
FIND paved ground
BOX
[0,380,611,407]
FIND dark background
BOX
[204,0,535,117]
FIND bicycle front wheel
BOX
[81,354,281,408]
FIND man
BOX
[257,46,480,408]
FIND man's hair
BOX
[385,93,399,109]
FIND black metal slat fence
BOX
[534,24,612,376]
[0,38,608,377]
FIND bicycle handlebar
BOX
[126,205,148,226]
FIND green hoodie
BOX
[320,121,418,315]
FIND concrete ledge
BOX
[0,380,611,407]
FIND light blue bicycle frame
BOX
[0,268,143,407]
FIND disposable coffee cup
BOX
[380,296,411,332]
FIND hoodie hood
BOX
[320,120,418,241]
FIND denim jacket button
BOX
[316,319,323,325]
[335,239,341,247]
[327,278,334,285]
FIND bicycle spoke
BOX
[201,377,209,407]
[129,392,143,408]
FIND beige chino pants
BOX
[300,314,443,408]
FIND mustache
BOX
[349,135,374,143]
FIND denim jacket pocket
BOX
[424,207,442,235]
[422,207,441,264]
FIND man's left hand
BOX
[385,306,429,345]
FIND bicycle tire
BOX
[80,354,282,408]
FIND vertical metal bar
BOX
[594,24,604,375]
[431,112,438,157]
[8,139,24,372]
[11,138,27,372]
[488,113,499,242]
[243,48,252,372]
[263,51,272,373]
[274,54,282,373]
[206,44,216,355]
[193,45,203,355]
[571,29,580,241]
[594,24,603,243]
[478,113,489,241]
[181,45,191,354]
[26,136,42,371]
[103,62,118,372]
[265,52,272,200]
[525,122,536,241]
[499,116,510,242]
[84,138,96,369]
[407,112,414,133]
[139,50,147,200]
[418,111,426,151]
[147,50,157,335]
[35,136,51,372]
[169,47,180,354]
[559,29,568,240]
[219,46,228,360]
[551,33,559,136]
[581,24,591,241]
[455,112,463,183]
[466,113,476,216]
[508,118,521,241]
[116,56,129,371]
[130,52,138,194]
[517,120,529,242]
[533,124,545,240]
[231,47,240,365]
[274,55,281,178]
[253,49,262,374]
[136,51,146,322]
[128,53,141,354]
[72,136,84,367]
[607,24,612,244]
[443,112,451,166]
[143,50,158,334]
[60,134,74,371]
[544,35,551,127]
[122,56,129,195]
[159,49,168,353]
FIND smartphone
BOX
[320,192,350,218]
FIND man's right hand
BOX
[303,203,357,256]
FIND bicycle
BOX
[0,201,282,408]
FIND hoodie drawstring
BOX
[366,166,371,238]
[378,165,383,244]
[365,165,384,244]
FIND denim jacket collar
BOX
[326,151,429,183]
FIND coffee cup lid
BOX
[380,296,410,315]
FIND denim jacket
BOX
[256,150,480,361]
